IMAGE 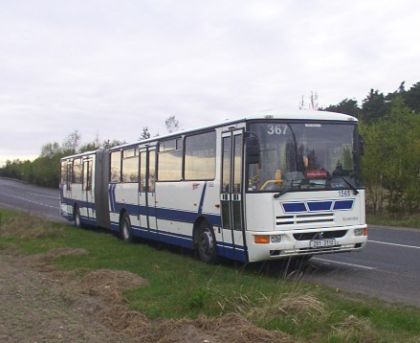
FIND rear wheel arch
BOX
[119,210,133,242]
[73,203,81,228]
[193,216,210,246]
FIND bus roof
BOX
[109,110,357,151]
[62,110,357,158]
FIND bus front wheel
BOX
[196,223,218,264]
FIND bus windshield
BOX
[247,121,361,193]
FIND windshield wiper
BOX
[341,177,359,195]
[273,179,302,198]
[273,188,288,198]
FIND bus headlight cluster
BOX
[354,227,368,236]
[271,234,282,243]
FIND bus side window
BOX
[67,161,72,189]
[83,160,93,191]
[184,131,216,180]
[139,152,146,192]
[158,139,182,181]
[73,159,82,184]
[149,150,156,192]
[61,161,66,184]
[122,148,139,183]
[110,151,121,183]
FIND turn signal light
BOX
[254,235,270,244]
[363,227,368,236]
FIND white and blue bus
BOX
[60,111,368,263]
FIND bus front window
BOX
[247,122,361,193]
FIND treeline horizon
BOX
[1,82,419,214]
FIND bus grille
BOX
[276,212,334,227]
[293,230,347,241]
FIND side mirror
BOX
[245,133,260,165]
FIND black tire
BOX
[196,222,218,264]
[120,213,133,242]
[73,206,81,228]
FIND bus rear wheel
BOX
[196,223,218,264]
[120,213,133,242]
[73,206,81,228]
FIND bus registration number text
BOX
[310,238,337,249]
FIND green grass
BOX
[367,213,420,229]
[2,208,420,342]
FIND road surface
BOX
[1,177,419,307]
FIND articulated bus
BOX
[60,111,368,263]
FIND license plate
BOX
[310,238,337,248]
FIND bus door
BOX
[221,130,246,260]
[138,146,158,232]
[82,157,94,220]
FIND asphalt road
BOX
[0,178,64,222]
[1,177,419,307]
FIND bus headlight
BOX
[354,227,368,236]
[271,234,282,243]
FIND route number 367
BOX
[267,125,288,135]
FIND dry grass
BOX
[330,315,379,342]
[247,292,327,323]
[0,212,64,239]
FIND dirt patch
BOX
[0,253,135,343]
[80,268,147,301]
[19,247,89,272]
[148,313,292,343]
[0,248,295,343]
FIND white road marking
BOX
[369,240,420,250]
[313,257,376,270]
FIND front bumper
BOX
[246,224,368,263]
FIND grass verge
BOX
[1,208,420,342]
[367,213,420,229]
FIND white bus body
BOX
[60,111,368,263]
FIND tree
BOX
[165,116,180,133]
[79,142,100,153]
[62,130,81,154]
[322,98,360,117]
[361,89,389,123]
[103,139,126,149]
[79,135,101,153]
[404,81,420,113]
[40,142,61,158]
[139,127,151,140]
[362,97,420,214]
[299,92,319,110]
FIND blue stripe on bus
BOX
[333,200,354,210]
[307,201,332,211]
[283,200,354,213]
[112,202,222,226]
[80,216,97,226]
[118,222,247,262]
[283,202,306,213]
[61,197,96,210]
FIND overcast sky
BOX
[1,0,420,165]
